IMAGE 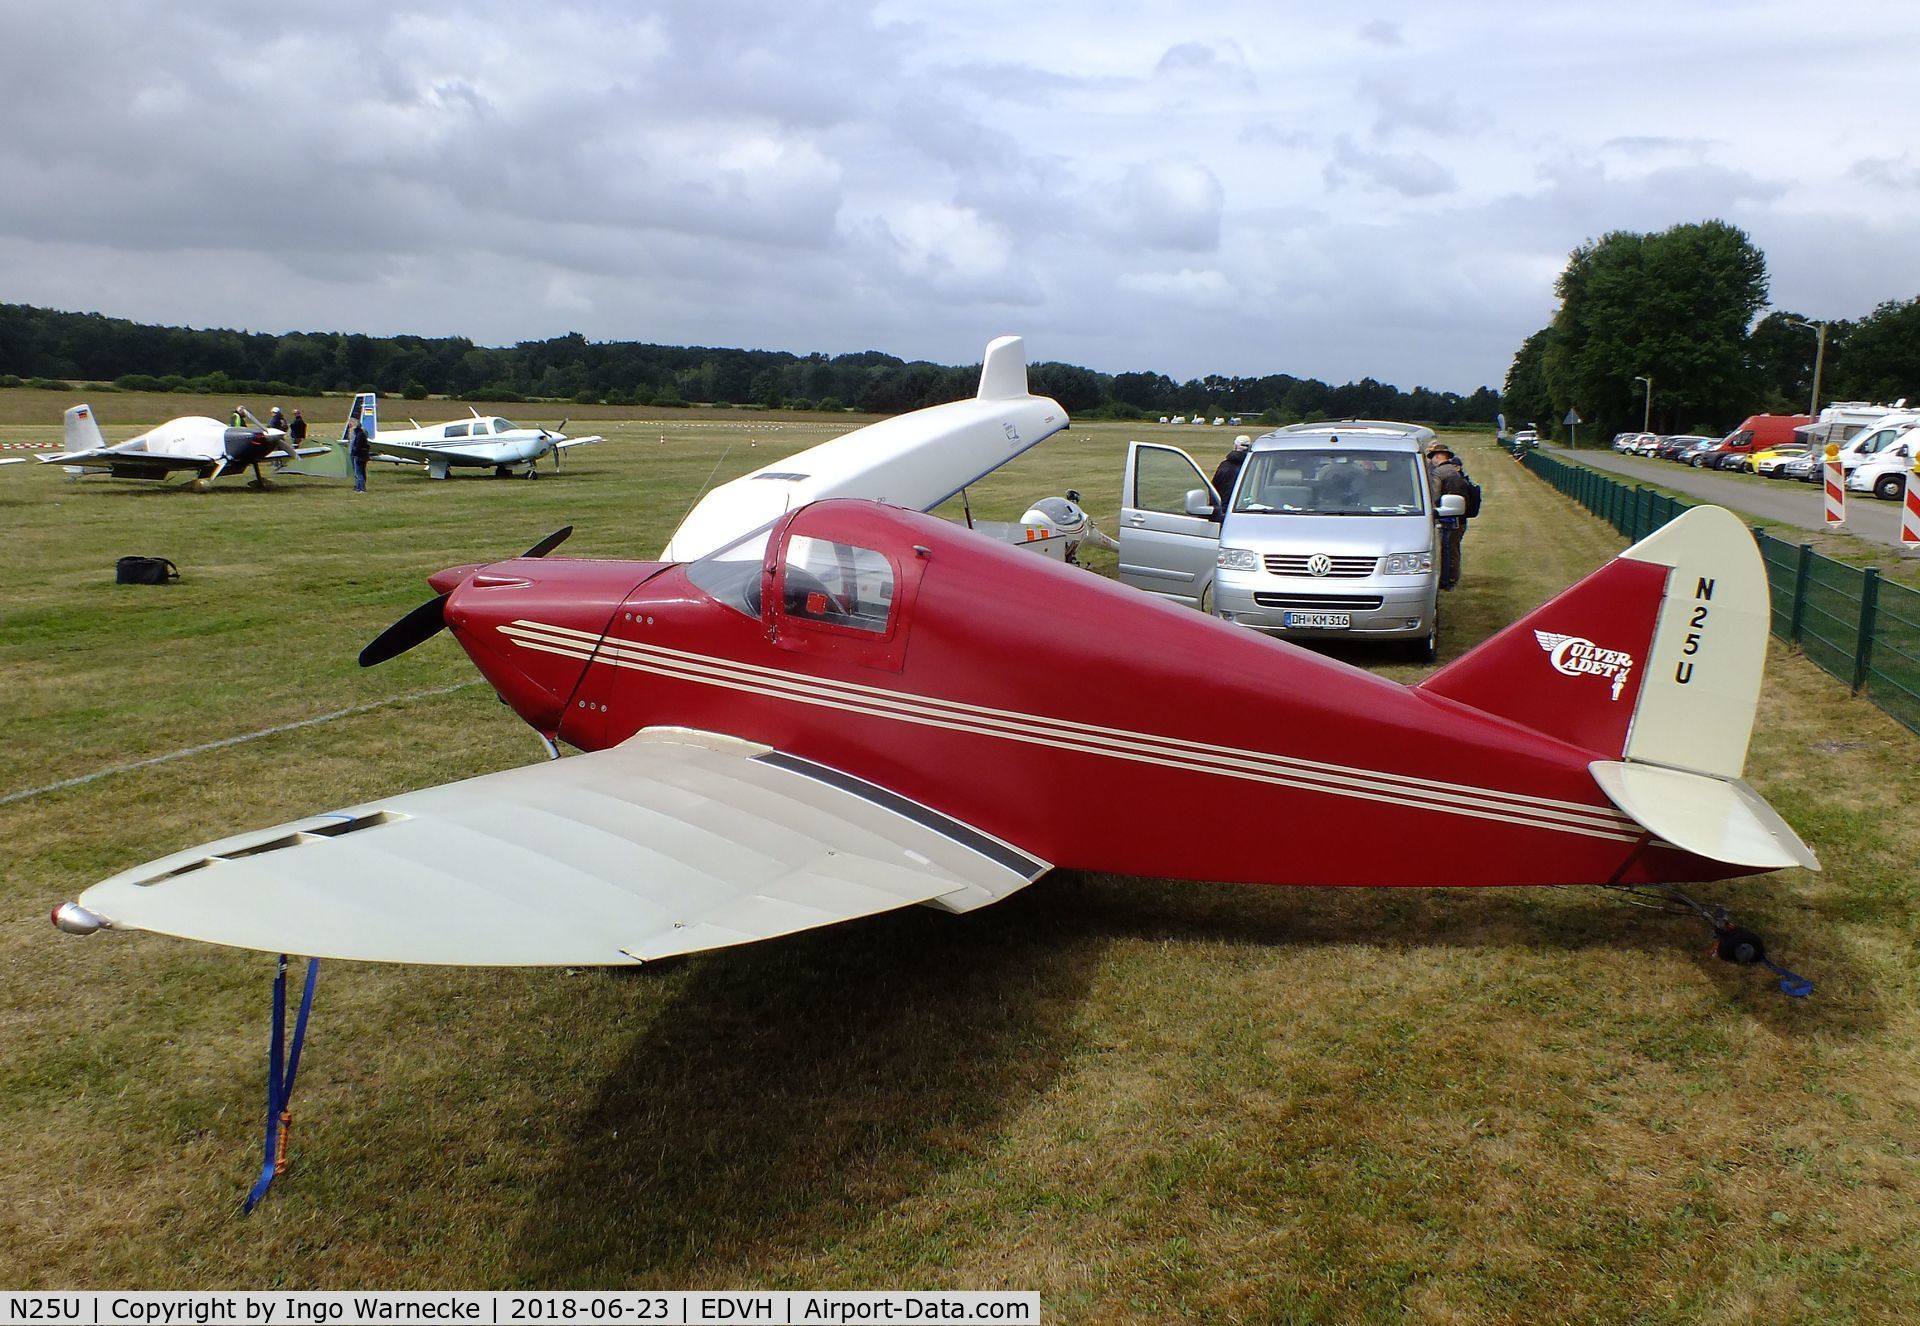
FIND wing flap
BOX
[74,729,1049,966]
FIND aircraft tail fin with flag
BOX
[1420,505,1816,871]
[62,403,107,455]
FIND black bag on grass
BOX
[115,556,180,585]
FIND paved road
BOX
[1543,445,1916,552]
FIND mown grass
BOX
[2,408,1917,1321]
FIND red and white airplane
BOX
[54,341,1816,971]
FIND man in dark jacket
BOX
[350,421,372,493]
[1211,434,1253,509]
[1428,444,1471,590]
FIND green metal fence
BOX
[1518,449,1920,736]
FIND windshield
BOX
[1231,450,1428,516]
[684,519,776,617]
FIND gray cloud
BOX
[1,0,1917,394]
[1323,136,1456,198]
[1359,19,1405,48]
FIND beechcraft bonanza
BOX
[302,393,606,480]
[53,336,1819,1202]
[22,404,323,489]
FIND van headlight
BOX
[1380,551,1432,575]
[1217,546,1259,571]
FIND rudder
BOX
[1421,506,1769,777]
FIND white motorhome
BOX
[1796,400,1911,465]
[1843,434,1919,499]
[1829,411,1920,475]
[1115,421,1459,661]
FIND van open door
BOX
[1117,440,1221,609]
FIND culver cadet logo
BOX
[1533,630,1635,702]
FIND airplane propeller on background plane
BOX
[542,419,569,469]
[358,526,573,667]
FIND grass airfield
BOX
[2,394,1917,1321]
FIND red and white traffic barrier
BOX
[1824,448,1846,527]
[1902,463,1920,552]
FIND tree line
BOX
[0,303,1499,426]
[1502,220,1920,440]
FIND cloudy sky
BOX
[2,1,1916,394]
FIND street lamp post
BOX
[1633,374,1653,433]
[1788,318,1829,420]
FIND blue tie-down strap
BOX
[243,955,321,1213]
[1765,959,1814,999]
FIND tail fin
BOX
[63,403,106,455]
[1423,505,1767,774]
[1423,506,1815,871]
[339,392,377,441]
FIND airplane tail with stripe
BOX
[1421,505,1816,871]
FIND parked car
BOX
[1512,428,1539,448]
[1658,434,1716,461]
[1611,431,1641,452]
[1631,433,1664,456]
[1750,444,1810,477]
[1115,421,1456,661]
[1783,451,1820,483]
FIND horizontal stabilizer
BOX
[1591,761,1818,871]
[71,729,1049,966]
[277,441,354,479]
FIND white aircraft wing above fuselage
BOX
[63,728,1049,966]
[662,335,1069,561]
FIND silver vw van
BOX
[1116,421,1459,660]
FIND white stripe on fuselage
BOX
[497,619,1643,843]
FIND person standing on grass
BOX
[1427,444,1471,590]
[1211,434,1253,509]
[289,408,307,450]
[350,419,371,493]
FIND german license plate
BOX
[1284,611,1351,629]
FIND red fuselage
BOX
[439,500,1738,890]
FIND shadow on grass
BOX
[1040,871,1887,1038]
[510,888,1109,1284]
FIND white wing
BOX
[72,729,1048,966]
[551,434,605,450]
[661,336,1069,561]
[1533,630,1571,652]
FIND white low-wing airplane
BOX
[23,404,322,489]
[326,393,606,480]
[662,336,1072,560]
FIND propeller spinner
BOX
[359,527,573,667]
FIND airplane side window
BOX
[786,536,894,633]
[1135,447,1208,514]
[446,423,470,438]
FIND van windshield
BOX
[1232,450,1428,516]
